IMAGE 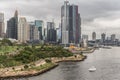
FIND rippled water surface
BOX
[20,47,120,80]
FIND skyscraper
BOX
[35,20,44,40]
[47,22,56,43]
[0,13,4,38]
[29,23,39,41]
[92,32,96,41]
[101,33,106,43]
[43,28,47,42]
[111,34,116,42]
[61,1,81,45]
[56,24,61,43]
[69,5,81,44]
[18,17,29,43]
[7,10,18,39]
[61,1,69,44]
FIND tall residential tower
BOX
[18,17,30,43]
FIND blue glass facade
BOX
[35,20,43,40]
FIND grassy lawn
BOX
[0,46,24,55]
[30,63,55,71]
[0,46,16,54]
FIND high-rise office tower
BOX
[7,10,18,39]
[61,1,69,44]
[0,13,4,38]
[33,26,39,41]
[47,22,56,42]
[69,5,81,44]
[92,32,96,41]
[43,28,47,42]
[111,34,116,42]
[29,22,40,41]
[18,17,30,43]
[56,24,61,42]
[35,20,44,40]
[61,1,81,45]
[101,33,106,43]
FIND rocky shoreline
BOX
[82,48,96,53]
[0,63,59,79]
[0,55,87,79]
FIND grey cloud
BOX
[2,0,120,21]
[77,0,120,21]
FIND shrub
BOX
[24,64,29,69]
[21,68,23,71]
[12,67,15,70]
[45,59,51,63]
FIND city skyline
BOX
[0,0,120,39]
[0,1,120,79]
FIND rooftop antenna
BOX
[52,18,55,29]
[52,18,54,23]
[65,0,69,3]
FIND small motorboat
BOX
[88,66,96,72]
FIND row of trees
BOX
[14,46,73,64]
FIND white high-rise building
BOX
[18,17,30,43]
[34,26,39,40]
[61,1,70,44]
[0,13,4,38]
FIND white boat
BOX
[88,66,96,72]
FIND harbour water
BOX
[21,47,120,80]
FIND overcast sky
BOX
[0,0,120,39]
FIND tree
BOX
[1,38,13,46]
